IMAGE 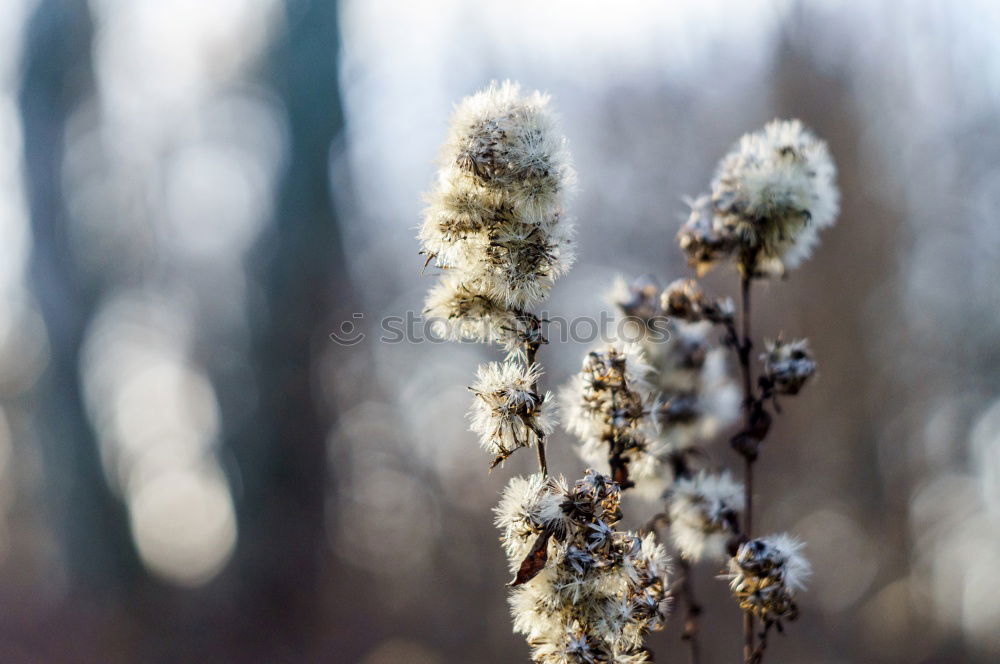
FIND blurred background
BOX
[2,0,999,661]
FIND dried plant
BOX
[592,118,834,663]
[496,471,671,662]
[419,84,837,664]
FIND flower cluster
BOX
[659,278,734,325]
[678,119,839,277]
[665,471,744,562]
[760,338,816,396]
[557,278,744,501]
[469,361,557,468]
[561,345,656,490]
[416,86,835,662]
[600,277,739,497]
[614,274,664,326]
[496,471,671,663]
[421,81,575,349]
[727,534,811,624]
[648,323,739,461]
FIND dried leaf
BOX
[509,531,551,586]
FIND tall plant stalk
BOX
[419,84,838,663]
[738,274,757,661]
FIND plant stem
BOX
[737,274,755,662]
[743,455,754,543]
[606,380,635,490]
[743,605,754,663]
[736,276,754,429]
[523,317,548,477]
[749,622,772,664]
[678,558,703,664]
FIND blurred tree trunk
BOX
[227,0,349,658]
[19,0,141,594]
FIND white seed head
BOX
[609,274,665,327]
[648,323,740,439]
[423,275,519,346]
[420,81,576,343]
[452,214,576,310]
[598,278,741,497]
[728,533,811,623]
[442,80,575,217]
[711,119,839,275]
[761,337,816,395]
[667,471,744,561]
[562,345,659,490]
[676,194,737,276]
[659,278,734,325]
[496,473,557,562]
[469,361,556,466]
[499,472,671,662]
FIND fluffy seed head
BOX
[609,274,665,327]
[676,194,737,277]
[420,81,576,347]
[442,80,575,216]
[498,472,671,663]
[598,282,742,498]
[728,534,811,623]
[469,361,556,467]
[495,474,572,562]
[562,345,658,490]
[645,322,740,455]
[423,275,520,347]
[666,471,744,561]
[761,337,816,395]
[679,120,839,277]
[660,278,735,325]
[451,214,576,310]
[711,119,839,275]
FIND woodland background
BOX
[0,1,998,662]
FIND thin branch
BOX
[737,274,756,663]
[677,558,703,664]
[522,313,548,477]
[743,454,754,545]
[607,383,635,490]
[748,621,773,664]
